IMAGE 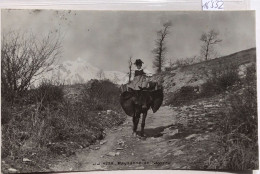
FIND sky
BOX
[2,10,256,73]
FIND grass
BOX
[166,63,241,106]
[199,64,241,97]
[214,65,258,170]
[165,86,199,106]
[165,62,258,170]
[1,79,126,172]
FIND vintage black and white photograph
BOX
[1,10,257,173]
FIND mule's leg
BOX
[132,113,140,136]
[132,116,136,136]
[140,112,147,137]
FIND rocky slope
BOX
[150,48,256,101]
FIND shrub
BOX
[214,64,258,169]
[82,79,121,111]
[216,70,240,91]
[216,85,258,169]
[166,86,199,106]
[173,56,202,67]
[164,66,172,72]
[1,87,16,103]
[1,99,13,125]
[28,80,64,105]
[2,79,64,106]
[244,64,256,84]
[200,65,240,97]
[1,79,126,172]
[1,31,61,104]
[166,64,241,106]
[1,102,51,158]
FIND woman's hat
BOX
[134,59,144,65]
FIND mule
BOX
[120,87,163,137]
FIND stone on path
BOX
[171,163,182,168]
[107,152,116,157]
[196,135,210,142]
[169,129,178,136]
[173,150,185,156]
[100,140,107,145]
[185,134,199,140]
[117,139,125,145]
[107,151,120,157]
[23,158,32,162]
[8,168,18,173]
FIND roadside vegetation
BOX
[215,65,258,169]
[1,79,125,172]
[166,64,241,106]
[165,62,258,170]
[1,30,126,172]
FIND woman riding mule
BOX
[124,59,154,91]
[120,59,164,137]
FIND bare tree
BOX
[96,69,105,80]
[1,31,62,100]
[128,56,133,83]
[152,22,172,73]
[200,29,222,61]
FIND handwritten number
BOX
[202,0,223,10]
[217,1,224,9]
[211,0,214,8]
[202,2,209,9]
[214,1,218,8]
[205,2,209,9]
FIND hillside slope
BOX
[151,48,256,101]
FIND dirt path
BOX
[50,101,223,172]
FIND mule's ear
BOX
[150,89,164,113]
[120,91,135,117]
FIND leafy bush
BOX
[82,79,121,111]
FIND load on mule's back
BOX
[120,59,164,137]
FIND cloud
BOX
[2,10,255,73]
